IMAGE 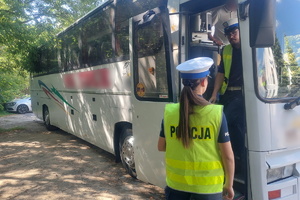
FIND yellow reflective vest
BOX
[220,44,233,95]
[164,103,224,194]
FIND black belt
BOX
[227,86,242,91]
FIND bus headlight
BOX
[267,165,294,183]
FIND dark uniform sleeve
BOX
[218,113,230,143]
[159,119,165,138]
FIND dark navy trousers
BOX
[219,90,247,195]
[164,186,222,200]
[219,90,246,159]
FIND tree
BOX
[272,35,285,84]
[0,0,105,110]
[284,36,300,85]
[0,0,106,72]
[285,34,300,66]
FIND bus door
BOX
[180,0,223,100]
[129,6,176,187]
[180,0,248,196]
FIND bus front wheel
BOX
[43,108,57,131]
[119,127,137,178]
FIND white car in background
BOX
[5,97,32,114]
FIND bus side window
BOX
[132,7,174,102]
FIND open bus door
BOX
[129,6,176,187]
[179,0,248,197]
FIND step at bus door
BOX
[130,6,176,187]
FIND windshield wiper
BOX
[284,97,300,110]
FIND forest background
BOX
[0,0,105,111]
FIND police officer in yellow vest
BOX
[209,18,242,102]
[158,57,235,200]
[209,19,246,197]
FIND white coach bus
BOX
[30,0,300,199]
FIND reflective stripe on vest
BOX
[164,103,224,194]
[220,45,233,95]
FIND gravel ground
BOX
[0,113,165,200]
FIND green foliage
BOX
[273,34,300,86]
[285,34,300,66]
[0,0,106,105]
[0,110,12,117]
[284,37,300,85]
[0,70,29,111]
[272,36,285,79]
[0,0,106,72]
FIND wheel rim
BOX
[18,105,28,114]
[121,136,135,169]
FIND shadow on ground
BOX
[0,113,164,200]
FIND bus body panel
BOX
[239,0,300,152]
[132,101,166,188]
[239,1,300,199]
[270,105,300,150]
[238,11,272,152]
[31,61,133,154]
[248,151,269,199]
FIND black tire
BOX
[119,127,136,178]
[43,108,58,131]
[17,104,29,114]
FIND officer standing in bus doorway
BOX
[208,0,238,46]
[157,57,235,200]
[207,0,238,91]
[209,18,246,190]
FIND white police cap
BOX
[176,57,213,79]
[223,18,239,35]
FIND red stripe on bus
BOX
[63,68,111,89]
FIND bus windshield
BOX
[256,0,300,100]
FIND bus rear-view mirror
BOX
[249,0,276,48]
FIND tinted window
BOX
[37,45,59,74]
[81,8,113,67]
[33,2,132,75]
[133,8,173,102]
[115,20,129,58]
[60,27,81,71]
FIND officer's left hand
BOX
[222,186,234,200]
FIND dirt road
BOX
[0,113,164,200]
